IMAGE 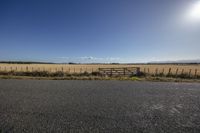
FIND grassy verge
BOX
[0,71,200,82]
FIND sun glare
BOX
[187,1,200,22]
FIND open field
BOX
[0,80,200,132]
[0,63,200,76]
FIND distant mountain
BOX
[148,59,200,64]
[0,61,55,64]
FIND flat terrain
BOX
[0,80,200,133]
[0,63,200,75]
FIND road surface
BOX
[0,80,200,133]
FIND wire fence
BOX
[142,67,199,76]
[0,66,97,73]
[0,66,200,78]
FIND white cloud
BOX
[56,56,123,63]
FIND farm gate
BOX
[99,67,140,77]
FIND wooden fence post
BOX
[189,69,192,77]
[162,68,165,75]
[155,68,158,75]
[181,69,184,75]
[137,67,140,75]
[195,69,197,77]
[168,68,171,75]
[124,68,126,76]
[144,68,146,73]
[148,68,149,74]
[175,68,179,76]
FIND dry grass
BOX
[0,63,200,76]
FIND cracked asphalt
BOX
[0,80,200,133]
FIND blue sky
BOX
[0,0,200,63]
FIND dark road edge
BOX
[0,75,200,83]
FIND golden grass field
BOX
[0,63,200,76]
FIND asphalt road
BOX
[0,80,200,133]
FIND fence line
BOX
[141,67,199,77]
[0,66,199,77]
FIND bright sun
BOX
[187,1,200,22]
